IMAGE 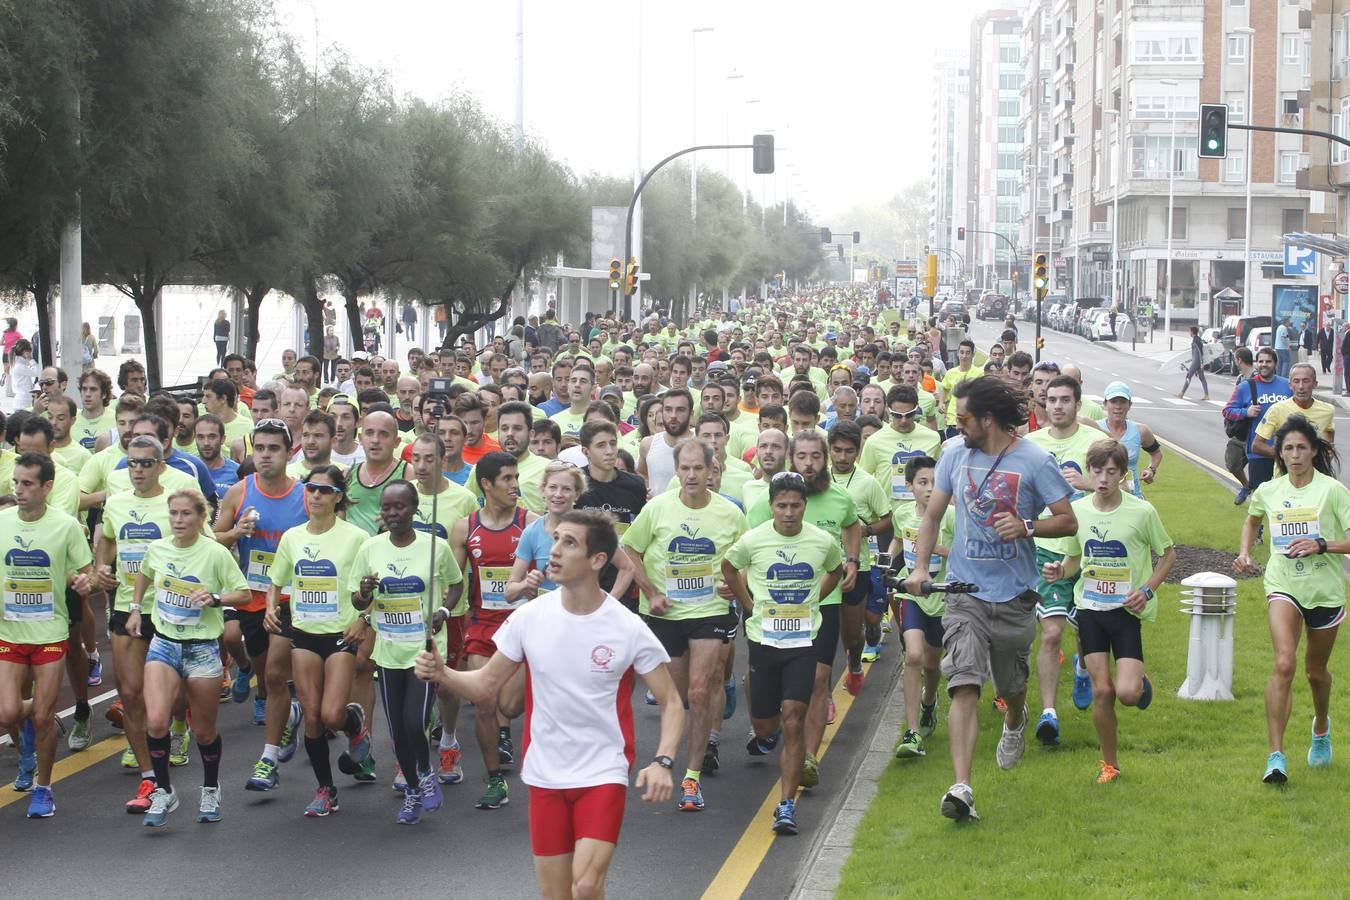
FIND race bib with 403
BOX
[1081,564,1130,608]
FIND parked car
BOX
[976,292,1008,321]
[1046,302,1069,330]
[1028,293,1066,323]
[1062,296,1108,334]
[1200,327,1221,345]
[1087,310,1132,341]
[939,300,966,322]
[1218,315,1271,353]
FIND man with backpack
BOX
[1221,346,1290,504]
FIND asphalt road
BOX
[967,319,1350,483]
[0,602,896,899]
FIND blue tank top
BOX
[1097,418,1143,498]
[236,475,308,595]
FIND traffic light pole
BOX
[623,141,764,320]
[961,228,1020,293]
[1228,123,1350,148]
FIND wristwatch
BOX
[1022,518,1035,538]
[208,593,222,608]
[1141,586,1155,601]
[1317,537,1329,554]
[845,556,860,565]
[651,755,674,769]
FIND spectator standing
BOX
[213,310,231,366]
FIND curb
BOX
[789,654,906,899]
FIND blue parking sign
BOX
[1283,244,1317,277]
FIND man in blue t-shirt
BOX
[194,414,240,500]
[1221,346,1290,503]
[903,377,1074,824]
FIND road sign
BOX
[1335,272,1349,295]
[896,276,918,297]
[1283,244,1317,277]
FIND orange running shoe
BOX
[1096,761,1121,784]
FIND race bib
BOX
[1271,507,1320,556]
[902,528,940,577]
[246,550,275,591]
[118,543,148,587]
[666,561,715,605]
[155,575,201,626]
[761,604,811,649]
[891,467,913,502]
[866,533,880,558]
[1081,564,1131,607]
[374,596,425,643]
[3,577,55,622]
[292,575,339,624]
[478,566,516,611]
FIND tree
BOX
[81,0,271,388]
[0,0,86,364]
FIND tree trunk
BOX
[336,272,363,349]
[299,271,325,358]
[243,282,268,360]
[133,288,162,390]
[30,271,53,368]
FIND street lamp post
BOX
[1235,25,1256,317]
[1104,107,1121,316]
[689,26,713,325]
[1161,78,1179,339]
[742,98,761,213]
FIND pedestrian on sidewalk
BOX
[213,310,230,366]
[1318,320,1335,374]
[1178,326,1210,400]
[1274,316,1293,378]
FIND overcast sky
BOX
[276,0,1008,219]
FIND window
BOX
[998,125,1023,144]
[1229,0,1245,4]
[1131,84,1199,121]
[999,99,1020,118]
[1000,46,1019,63]
[1279,151,1300,184]
[1129,135,1199,178]
[1283,208,1306,234]
[1000,73,1021,90]
[1170,208,1188,241]
[1131,29,1201,64]
[1225,91,1246,124]
[1228,34,1248,62]
[1227,208,1246,241]
[1283,35,1302,66]
[998,177,1020,196]
[1223,150,1246,183]
[1282,94,1300,116]
[1336,100,1350,164]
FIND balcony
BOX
[1054,95,1075,118]
[1050,132,1076,154]
[1053,24,1075,51]
[1054,60,1075,84]
[1052,169,1074,189]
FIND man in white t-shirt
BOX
[416,508,683,898]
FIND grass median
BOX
[837,454,1341,897]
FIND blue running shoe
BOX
[722,680,737,720]
[25,785,54,818]
[143,787,178,827]
[1072,655,1092,711]
[418,770,443,812]
[772,798,798,835]
[87,653,103,687]
[677,777,705,811]
[245,757,279,792]
[746,730,781,756]
[278,700,302,763]
[1263,751,1289,785]
[644,690,658,706]
[1309,718,1332,768]
[252,697,266,726]
[232,665,253,703]
[1035,710,1060,746]
[397,790,423,825]
[1138,675,1153,711]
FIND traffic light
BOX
[1033,253,1049,300]
[1036,335,1045,351]
[852,231,861,244]
[836,244,844,260]
[1199,103,1228,159]
[925,254,938,298]
[957,227,965,241]
[607,257,622,291]
[820,227,832,244]
[624,257,640,296]
[752,133,775,174]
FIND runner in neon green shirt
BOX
[826,420,893,668]
[860,383,943,510]
[1044,439,1175,784]
[1236,415,1350,786]
[266,465,374,816]
[130,487,250,828]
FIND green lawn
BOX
[837,460,1342,898]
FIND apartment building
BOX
[1302,0,1350,300]
[930,50,970,285]
[1065,0,1313,325]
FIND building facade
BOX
[930,50,970,287]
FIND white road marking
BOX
[0,688,119,747]
[1163,398,1194,406]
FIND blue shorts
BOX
[145,635,224,680]
[902,598,945,649]
[866,567,888,616]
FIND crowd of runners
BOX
[0,287,1345,896]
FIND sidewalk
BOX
[1091,327,1350,411]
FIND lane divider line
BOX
[701,660,872,900]
[0,734,125,810]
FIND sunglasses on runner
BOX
[303,482,343,495]
[38,379,56,387]
[889,408,921,420]
[126,458,159,469]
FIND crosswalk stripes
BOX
[1163,398,1194,406]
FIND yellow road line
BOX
[701,662,874,900]
[0,733,125,810]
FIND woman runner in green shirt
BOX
[130,488,250,828]
[1235,415,1350,786]
[265,465,373,818]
